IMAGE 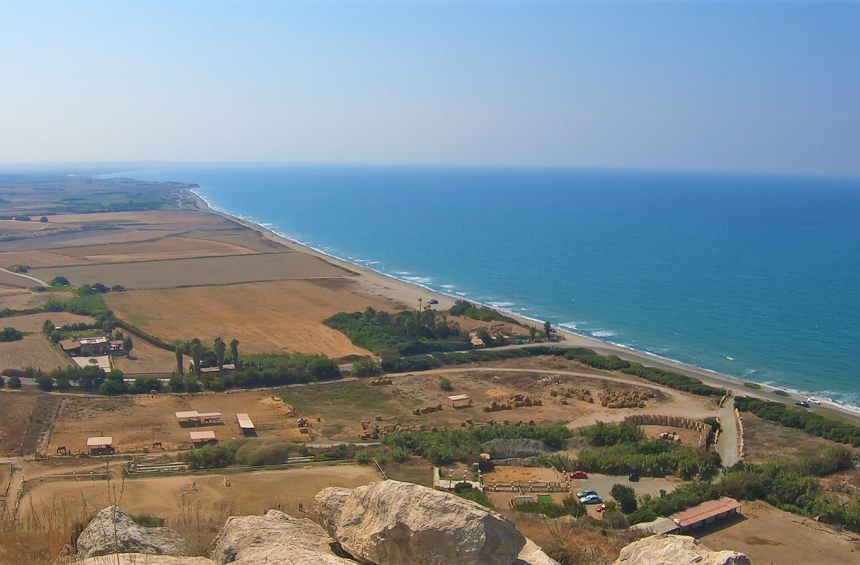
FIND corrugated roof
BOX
[190,431,216,441]
[87,436,113,447]
[671,497,741,527]
[236,413,254,429]
[631,517,679,535]
[175,410,199,419]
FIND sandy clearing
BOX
[105,279,389,357]
[111,339,178,374]
[30,252,349,289]
[0,335,71,371]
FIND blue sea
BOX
[110,165,860,410]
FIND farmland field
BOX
[0,335,71,371]
[111,338,177,374]
[105,279,388,357]
[2,312,95,332]
[0,390,39,455]
[30,252,349,289]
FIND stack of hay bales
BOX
[598,389,646,409]
[483,394,543,413]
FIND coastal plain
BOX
[1,177,859,565]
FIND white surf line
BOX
[0,267,48,287]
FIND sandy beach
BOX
[185,189,860,425]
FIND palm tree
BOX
[529,326,537,343]
[544,321,552,340]
[174,341,185,374]
[214,337,226,370]
[230,338,240,369]
[191,341,204,374]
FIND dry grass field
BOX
[698,501,860,565]
[47,390,301,454]
[30,251,349,289]
[44,210,229,227]
[111,339,177,374]
[105,279,389,357]
[0,250,86,269]
[0,335,71,371]
[2,312,94,332]
[20,464,383,527]
[741,413,845,463]
[0,390,39,455]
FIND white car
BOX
[579,495,603,505]
[807,397,821,405]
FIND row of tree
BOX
[172,337,240,374]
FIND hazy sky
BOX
[1,1,858,177]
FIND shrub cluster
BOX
[325,307,470,357]
[448,300,519,325]
[513,495,586,518]
[382,424,573,466]
[579,422,645,447]
[44,294,112,322]
[735,396,860,446]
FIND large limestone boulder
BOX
[209,509,354,565]
[315,480,526,565]
[77,506,188,559]
[514,539,560,565]
[614,535,750,565]
[77,555,214,565]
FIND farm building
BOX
[174,410,222,425]
[60,336,111,356]
[630,517,680,535]
[236,413,255,436]
[190,430,217,447]
[448,394,472,408]
[671,497,741,533]
[86,436,114,456]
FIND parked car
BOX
[576,490,598,498]
[579,495,603,505]
[569,471,588,479]
[807,397,821,405]
[427,299,439,305]
[795,401,810,408]
[595,504,606,513]
[628,472,640,482]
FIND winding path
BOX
[0,266,47,287]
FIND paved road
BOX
[0,266,47,287]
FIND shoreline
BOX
[183,187,860,424]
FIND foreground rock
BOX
[210,509,354,565]
[77,506,188,559]
[514,539,560,565]
[78,555,214,565]
[315,480,526,565]
[614,535,750,565]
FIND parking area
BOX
[571,473,682,517]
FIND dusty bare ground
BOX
[741,413,850,464]
[0,335,71,371]
[47,390,301,454]
[641,424,701,446]
[111,339,177,374]
[105,279,392,357]
[20,464,383,523]
[280,369,678,444]
[1,312,94,332]
[698,501,860,565]
[0,289,74,310]
[0,390,39,455]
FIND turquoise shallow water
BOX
[110,165,860,410]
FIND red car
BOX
[569,471,588,479]
[595,504,606,513]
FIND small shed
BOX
[509,495,535,509]
[175,410,200,424]
[236,413,255,435]
[175,410,222,425]
[671,497,741,533]
[448,394,472,408]
[197,412,222,424]
[87,436,114,456]
[190,430,217,447]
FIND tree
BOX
[544,321,552,339]
[49,276,69,287]
[182,375,202,393]
[7,376,21,389]
[174,341,186,374]
[214,337,226,370]
[230,338,240,369]
[610,484,638,514]
[42,318,54,336]
[122,336,133,357]
[35,375,53,391]
[529,326,537,342]
[0,327,23,342]
[439,377,453,391]
[351,358,381,378]
[168,374,184,393]
[191,342,205,374]
[39,216,48,223]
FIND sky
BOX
[1,1,858,177]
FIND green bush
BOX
[7,376,21,389]
[610,484,638,513]
[351,357,381,378]
[183,443,239,469]
[580,422,644,447]
[49,276,70,287]
[453,483,493,507]
[439,377,452,391]
[744,382,762,390]
[234,440,295,466]
[0,327,23,342]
